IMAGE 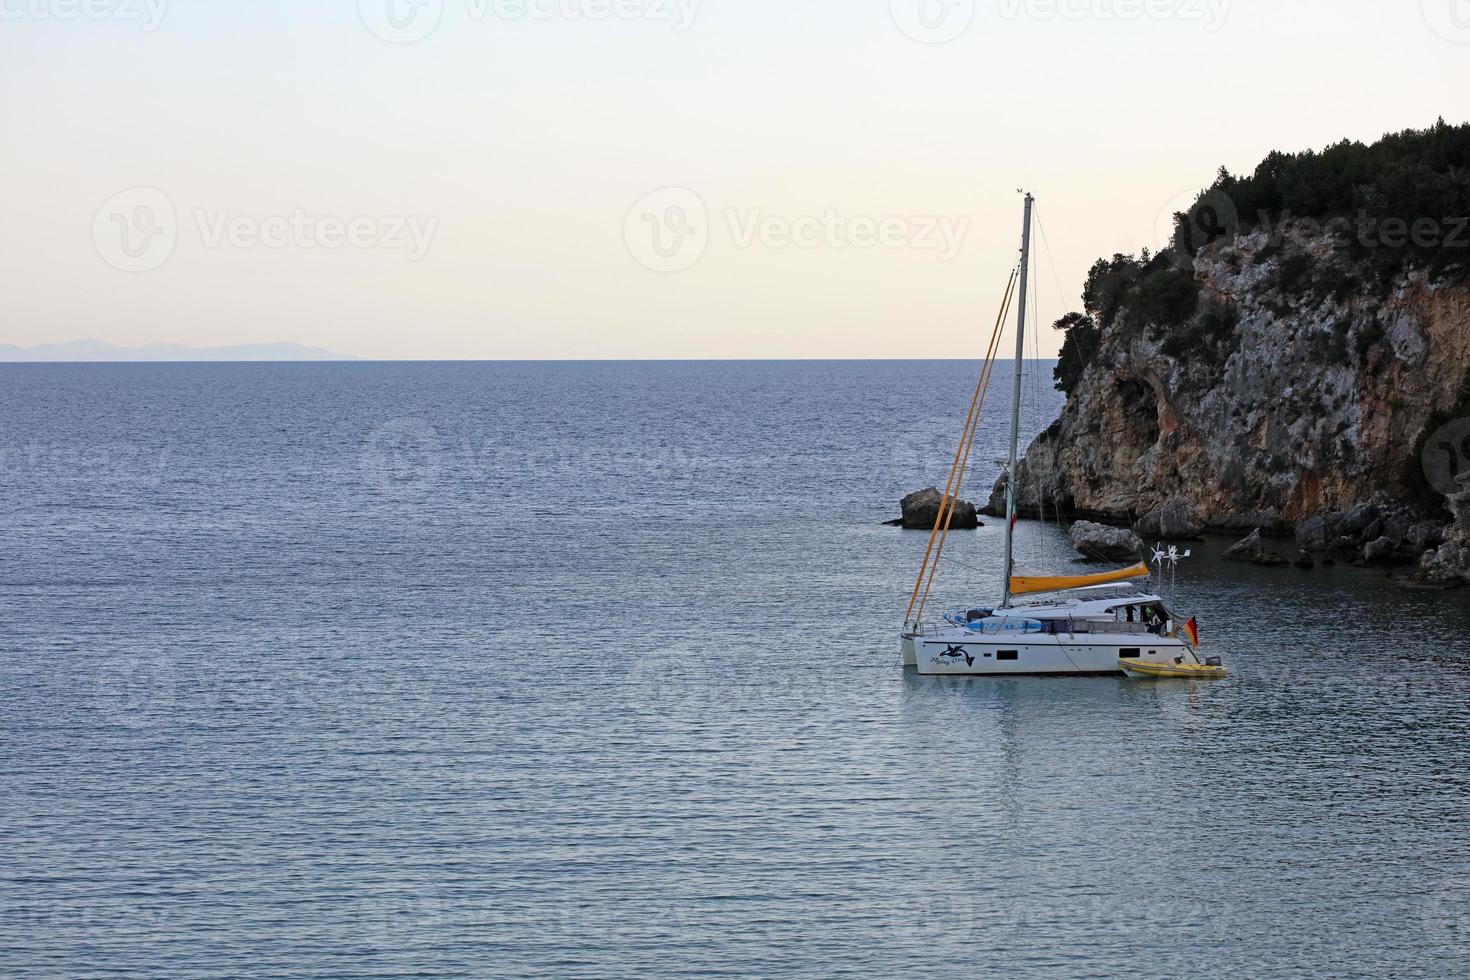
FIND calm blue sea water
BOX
[2,361,1469,978]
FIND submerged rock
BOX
[1294,550,1316,570]
[895,487,981,530]
[1069,521,1144,561]
[1362,536,1400,565]
[1224,528,1266,563]
[1295,514,1339,553]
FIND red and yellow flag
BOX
[1181,618,1200,646]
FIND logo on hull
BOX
[937,645,976,667]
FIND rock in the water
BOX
[897,487,981,530]
[1069,521,1144,561]
[1254,553,1291,568]
[1362,536,1400,565]
[1340,502,1381,537]
[1294,550,1316,570]
[1410,482,1470,587]
[1295,514,1339,553]
[1407,522,1446,552]
[1135,499,1203,540]
[1224,528,1266,562]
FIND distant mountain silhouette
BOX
[0,339,356,362]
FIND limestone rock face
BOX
[1001,223,1470,574]
[1068,521,1144,561]
[897,487,981,530]
[1413,480,1470,587]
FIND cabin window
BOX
[1119,648,1142,660]
[997,650,1019,662]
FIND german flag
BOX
[1181,618,1200,647]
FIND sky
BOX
[2,0,1468,360]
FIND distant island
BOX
[996,120,1470,589]
[0,339,355,362]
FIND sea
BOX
[2,360,1469,978]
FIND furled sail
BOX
[1008,562,1151,597]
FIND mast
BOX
[1001,193,1034,608]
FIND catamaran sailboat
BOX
[899,193,1222,678]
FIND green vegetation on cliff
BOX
[1176,118,1470,280]
[1052,120,1470,393]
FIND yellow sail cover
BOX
[1009,562,1151,597]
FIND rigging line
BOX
[911,270,1017,628]
[1032,204,1072,319]
[912,275,1017,628]
[902,265,1019,629]
[1032,204,1073,537]
[902,264,1017,627]
[1028,257,1050,541]
[1018,219,1043,572]
[1024,235,1042,567]
[937,552,994,577]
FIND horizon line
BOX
[0,355,1064,365]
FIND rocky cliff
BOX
[995,124,1470,586]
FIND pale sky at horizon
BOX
[3,0,1468,360]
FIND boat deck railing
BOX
[1056,620,1168,636]
[913,619,1169,638]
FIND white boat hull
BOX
[912,632,1190,676]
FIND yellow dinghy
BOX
[1120,658,1227,680]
